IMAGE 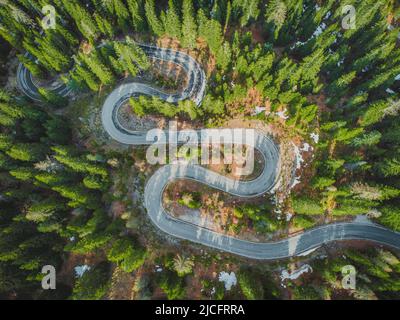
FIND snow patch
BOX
[253,106,266,116]
[218,272,237,291]
[386,88,395,94]
[301,143,312,152]
[290,141,313,189]
[312,23,327,38]
[290,40,309,50]
[325,11,332,19]
[310,133,320,144]
[293,145,304,170]
[155,265,163,273]
[276,109,289,120]
[74,265,90,278]
[291,177,301,189]
[280,264,313,287]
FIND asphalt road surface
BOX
[18,44,400,259]
[17,53,72,101]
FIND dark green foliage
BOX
[0,0,399,301]
[144,0,164,37]
[238,270,264,300]
[71,262,110,300]
[310,248,400,300]
[233,203,283,233]
[181,0,197,48]
[156,270,186,300]
[107,237,147,273]
[379,207,400,232]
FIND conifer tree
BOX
[232,0,260,27]
[181,0,197,49]
[126,0,146,31]
[162,0,181,39]
[78,51,115,86]
[6,143,45,162]
[144,0,164,37]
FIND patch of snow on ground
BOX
[280,265,313,287]
[286,213,293,222]
[253,106,265,115]
[325,11,332,19]
[395,74,400,81]
[293,145,304,170]
[276,109,289,120]
[74,265,91,278]
[386,88,395,94]
[155,265,163,273]
[312,23,327,38]
[219,272,237,291]
[301,143,312,152]
[290,143,309,189]
[310,133,319,144]
[291,177,301,189]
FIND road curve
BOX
[17,53,72,101]
[17,44,206,104]
[18,44,400,259]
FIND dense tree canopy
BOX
[0,0,399,300]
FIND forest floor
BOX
[164,179,287,242]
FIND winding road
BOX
[17,44,400,260]
[17,53,72,101]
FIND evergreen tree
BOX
[7,143,44,162]
[181,0,197,48]
[238,270,264,300]
[107,238,147,273]
[78,50,115,86]
[162,0,181,39]
[232,0,260,27]
[71,262,110,300]
[157,270,186,300]
[126,0,146,31]
[144,0,164,37]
